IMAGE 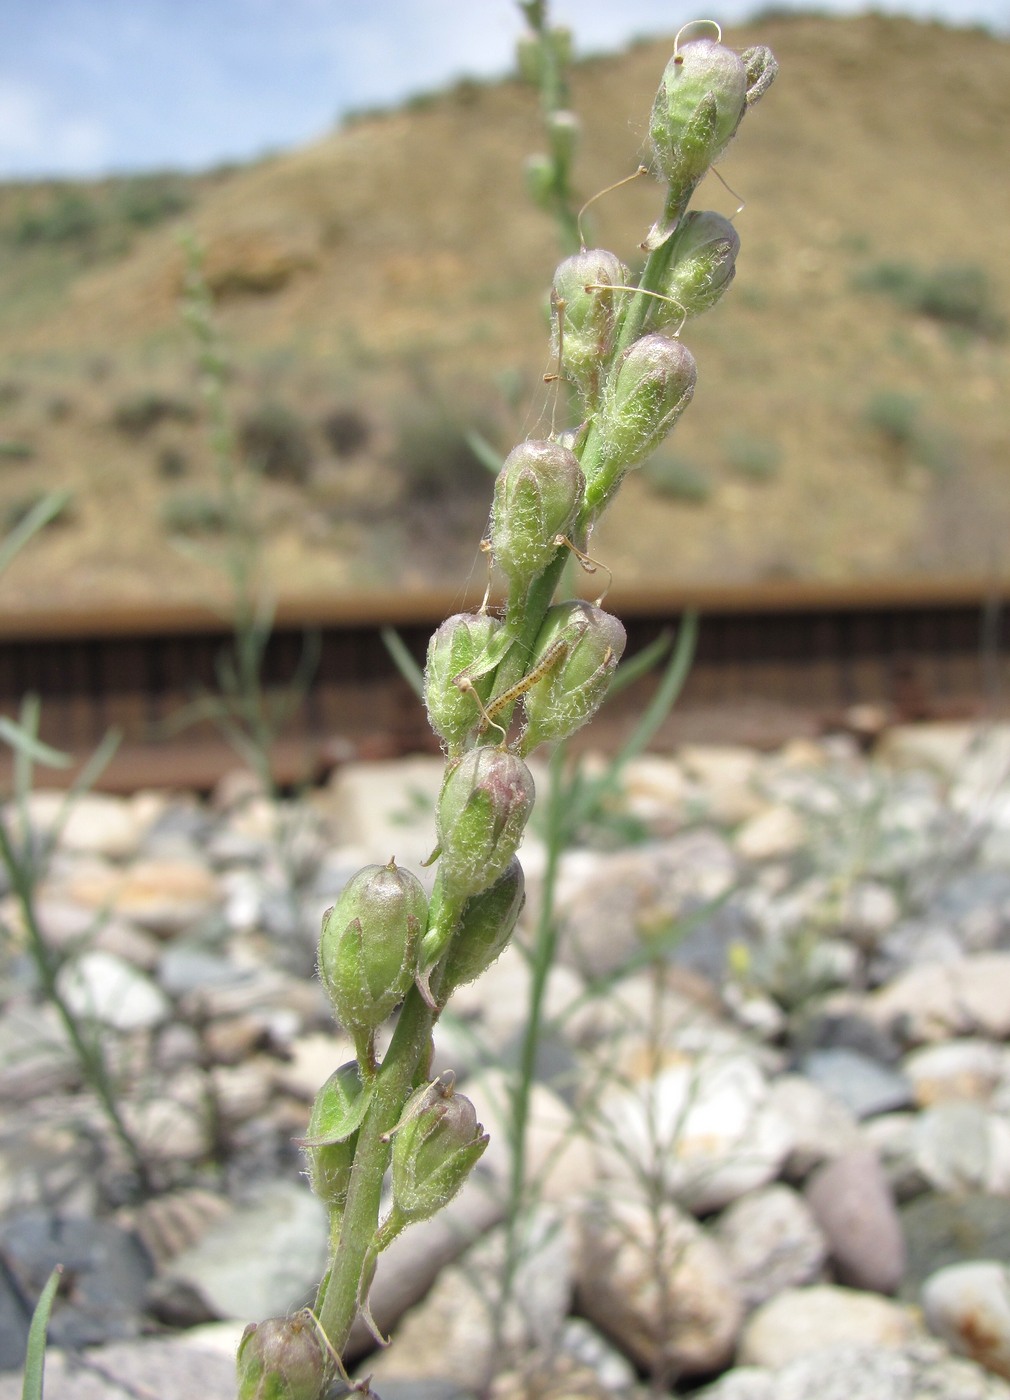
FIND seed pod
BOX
[649,39,748,196]
[742,45,779,107]
[424,611,502,754]
[318,861,425,1046]
[436,748,535,903]
[551,249,630,404]
[439,858,525,998]
[300,1061,370,1210]
[657,211,740,325]
[388,1076,489,1228]
[236,1313,327,1400]
[592,334,697,492]
[490,440,585,588]
[521,601,627,752]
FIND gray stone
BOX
[55,950,170,1032]
[912,1101,1010,1196]
[804,1149,906,1294]
[923,1260,1010,1381]
[574,1198,742,1378]
[799,1047,914,1120]
[902,1195,1010,1299]
[737,1284,919,1368]
[764,1074,863,1180]
[0,1336,238,1399]
[151,1180,327,1323]
[713,1184,827,1309]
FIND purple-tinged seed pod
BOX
[236,1314,327,1400]
[436,747,535,903]
[520,600,627,752]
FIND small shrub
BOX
[239,401,313,483]
[157,446,189,479]
[725,434,780,482]
[855,258,1005,338]
[159,491,227,534]
[112,391,196,436]
[320,406,370,457]
[113,175,191,229]
[863,390,920,448]
[394,406,491,501]
[0,441,35,462]
[642,454,714,503]
[9,188,100,246]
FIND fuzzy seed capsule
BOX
[658,211,740,325]
[236,1314,327,1400]
[389,1076,489,1227]
[521,601,627,752]
[436,747,535,903]
[301,1061,369,1210]
[439,858,525,998]
[649,39,748,197]
[318,861,425,1047]
[424,611,503,753]
[490,440,585,588]
[590,334,697,500]
[552,249,630,405]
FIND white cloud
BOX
[0,76,111,176]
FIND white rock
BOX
[23,791,149,860]
[904,1038,1004,1107]
[678,744,765,824]
[737,1285,919,1368]
[595,1050,793,1213]
[617,754,693,832]
[713,1184,827,1309]
[911,1100,1010,1196]
[735,805,807,861]
[55,950,170,1031]
[923,1260,1010,1381]
[574,1197,742,1377]
[866,956,1010,1045]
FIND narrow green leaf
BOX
[0,718,72,768]
[22,1265,61,1400]
[381,626,424,699]
[0,493,70,578]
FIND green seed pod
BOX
[741,45,779,107]
[649,39,748,196]
[424,611,502,753]
[300,1061,370,1210]
[657,211,740,326]
[490,440,585,588]
[318,861,425,1043]
[439,858,525,998]
[436,748,535,903]
[593,333,697,491]
[389,1075,489,1228]
[236,1313,327,1400]
[521,601,627,752]
[551,249,630,404]
[523,153,555,212]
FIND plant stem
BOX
[314,985,436,1357]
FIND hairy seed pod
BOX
[301,1061,369,1210]
[436,748,535,903]
[424,611,502,753]
[439,858,525,998]
[490,440,585,588]
[650,39,748,196]
[551,248,630,405]
[590,334,697,501]
[318,861,425,1044]
[658,211,740,325]
[388,1076,489,1229]
[521,601,627,751]
[236,1314,327,1400]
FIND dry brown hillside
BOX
[0,11,1008,614]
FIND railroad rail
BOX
[0,577,1007,792]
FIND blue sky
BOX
[0,0,1007,180]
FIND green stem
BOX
[0,822,152,1191]
[313,985,436,1359]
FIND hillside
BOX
[0,11,1008,614]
